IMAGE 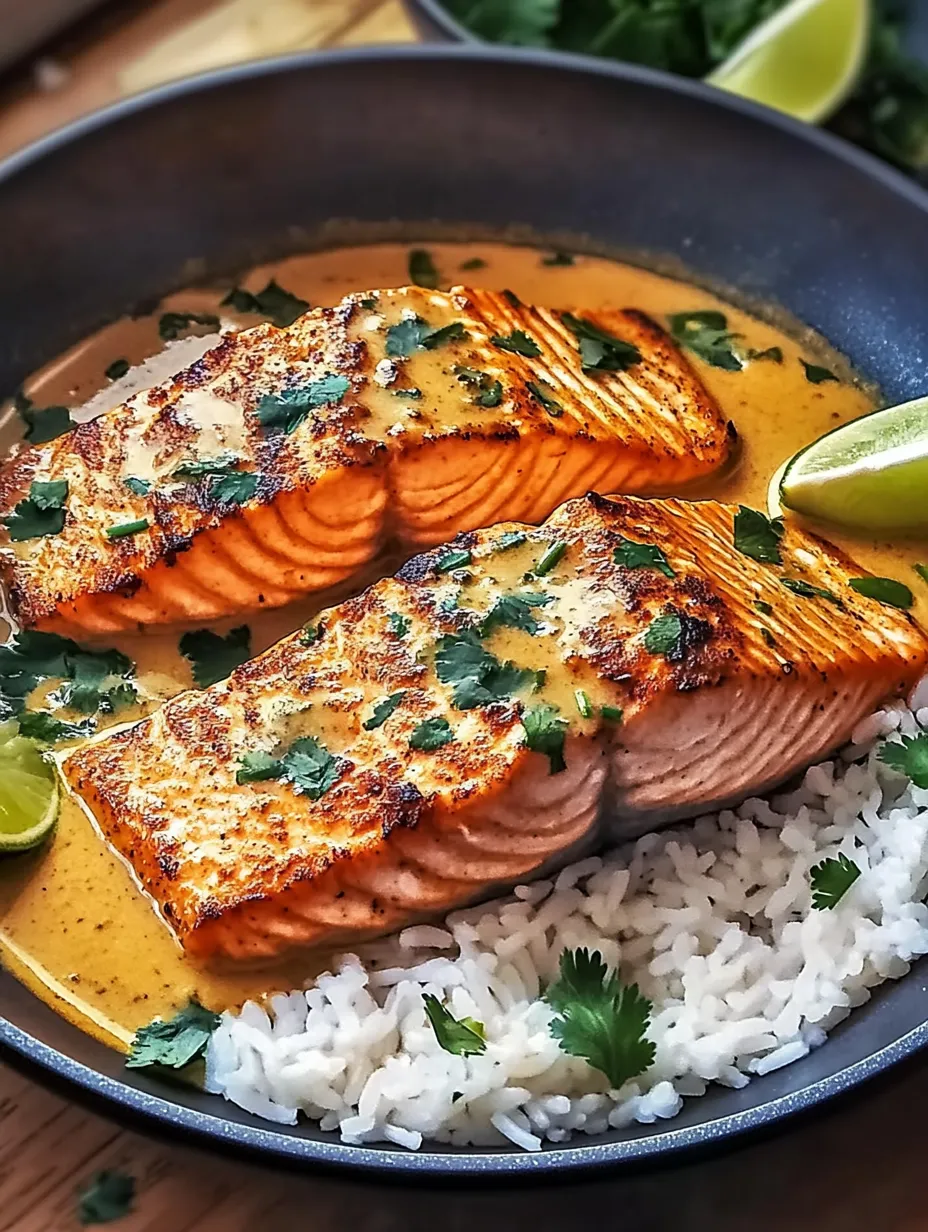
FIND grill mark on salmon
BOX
[64,495,928,964]
[0,287,730,637]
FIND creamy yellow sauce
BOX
[0,240,919,1052]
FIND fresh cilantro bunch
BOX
[444,0,928,176]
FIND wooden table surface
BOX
[3,3,928,1228]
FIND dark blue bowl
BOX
[2,45,928,1180]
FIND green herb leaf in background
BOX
[221,279,309,327]
[408,248,441,288]
[409,715,455,751]
[363,691,406,731]
[179,625,251,687]
[15,391,73,444]
[668,309,743,370]
[491,329,542,357]
[77,1169,136,1226]
[800,359,839,384]
[849,576,914,609]
[158,310,220,341]
[562,312,641,372]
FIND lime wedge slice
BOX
[0,720,59,854]
[707,0,870,124]
[780,396,928,532]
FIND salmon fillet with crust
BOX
[64,495,928,964]
[0,286,731,638]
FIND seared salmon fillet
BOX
[0,287,730,638]
[64,495,928,963]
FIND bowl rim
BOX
[2,41,928,1179]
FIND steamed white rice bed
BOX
[205,684,928,1152]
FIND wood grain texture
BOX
[3,1,928,1228]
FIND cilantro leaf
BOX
[800,359,838,384]
[387,612,410,638]
[437,548,472,572]
[914,563,928,586]
[408,248,441,289]
[542,251,574,266]
[4,480,68,541]
[613,536,674,577]
[363,691,406,731]
[746,345,783,363]
[644,610,711,661]
[57,644,134,714]
[105,359,129,382]
[668,310,743,371]
[491,329,541,358]
[781,577,842,604]
[280,736,345,799]
[77,1169,136,1226]
[561,312,641,372]
[880,733,928,788]
[158,310,220,341]
[435,629,537,709]
[15,391,73,444]
[754,599,774,615]
[300,622,323,645]
[481,591,553,635]
[544,948,655,1089]
[423,994,486,1056]
[126,999,220,1069]
[810,852,861,910]
[179,625,251,687]
[124,477,151,496]
[409,716,454,751]
[459,256,487,270]
[18,711,94,743]
[256,373,350,434]
[493,530,527,553]
[385,316,467,357]
[171,452,239,479]
[526,379,562,416]
[454,366,504,408]
[0,630,134,720]
[733,506,784,564]
[210,471,259,506]
[235,750,283,784]
[221,279,308,327]
[522,703,568,774]
[849,577,914,609]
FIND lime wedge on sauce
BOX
[780,396,928,532]
[0,720,60,854]
[707,0,870,124]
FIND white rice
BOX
[205,682,928,1152]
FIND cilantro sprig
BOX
[544,948,655,1090]
[76,1169,136,1226]
[3,480,68,541]
[221,279,308,327]
[14,391,73,444]
[435,629,538,710]
[0,630,135,721]
[256,373,350,434]
[386,316,468,358]
[235,735,345,798]
[880,733,928,788]
[561,312,640,372]
[733,506,784,565]
[668,310,743,371]
[613,536,674,578]
[127,999,219,1070]
[522,703,568,774]
[810,853,861,910]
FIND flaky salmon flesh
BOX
[0,287,731,637]
[64,494,928,964]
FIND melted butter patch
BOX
[174,389,248,460]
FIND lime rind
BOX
[0,728,59,853]
[708,0,870,125]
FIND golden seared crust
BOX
[64,495,928,962]
[0,287,730,634]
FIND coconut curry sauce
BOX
[0,241,919,1049]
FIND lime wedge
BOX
[707,0,870,124]
[779,396,928,532]
[0,719,59,854]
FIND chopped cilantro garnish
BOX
[613,536,674,578]
[810,853,861,910]
[849,577,914,609]
[105,518,149,539]
[491,329,541,358]
[480,591,552,636]
[256,373,350,434]
[127,999,219,1069]
[761,627,776,647]
[3,479,68,541]
[746,345,783,363]
[15,391,73,444]
[754,599,774,615]
[733,506,784,565]
[423,994,486,1056]
[879,733,928,788]
[561,312,641,372]
[221,279,308,327]
[280,736,345,798]
[235,750,283,784]
[124,477,151,496]
[601,705,623,723]
[387,612,410,638]
[459,257,487,270]
[454,366,503,408]
[211,471,258,506]
[915,563,928,585]
[574,689,593,718]
[158,310,220,341]
[435,629,537,709]
[668,310,743,371]
[179,625,251,687]
[409,716,455,751]
[363,692,406,731]
[408,248,441,289]
[385,316,467,357]
[544,948,655,1090]
[526,379,562,416]
[781,577,842,604]
[493,530,527,553]
[533,540,567,577]
[18,711,94,743]
[522,703,567,774]
[800,359,838,384]
[76,1169,136,1226]
[300,622,322,645]
[104,358,129,381]
[542,251,575,266]
[437,548,472,573]
[0,630,134,720]
[644,610,711,661]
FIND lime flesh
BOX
[780,396,928,532]
[0,720,59,853]
[707,0,870,124]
